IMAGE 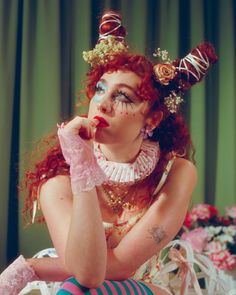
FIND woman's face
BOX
[88,70,150,144]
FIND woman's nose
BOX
[97,97,113,113]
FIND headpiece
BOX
[83,11,218,113]
[153,44,217,112]
[83,12,128,67]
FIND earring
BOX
[140,126,153,139]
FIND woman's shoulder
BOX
[171,157,197,177]
[165,157,197,197]
[152,155,196,197]
[162,150,196,174]
[41,174,71,190]
[150,157,197,208]
[39,175,72,202]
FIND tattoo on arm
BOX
[148,226,167,244]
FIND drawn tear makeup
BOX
[92,80,139,115]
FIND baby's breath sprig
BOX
[83,36,128,67]
[164,91,184,113]
[153,48,172,64]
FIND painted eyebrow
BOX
[99,78,139,98]
[99,79,137,91]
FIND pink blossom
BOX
[183,212,193,228]
[205,241,223,253]
[225,205,236,218]
[190,204,218,222]
[217,216,231,226]
[209,249,236,271]
[181,227,209,253]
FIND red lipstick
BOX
[93,116,109,128]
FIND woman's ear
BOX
[145,111,163,130]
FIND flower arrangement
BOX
[178,204,236,271]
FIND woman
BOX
[0,11,221,295]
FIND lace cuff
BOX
[58,125,107,193]
[0,255,38,295]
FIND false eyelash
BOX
[116,90,132,101]
[94,84,104,93]
[114,91,135,104]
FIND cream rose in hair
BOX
[153,63,177,85]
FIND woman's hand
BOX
[58,116,99,166]
[62,116,99,141]
[57,116,107,194]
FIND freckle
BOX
[120,112,123,115]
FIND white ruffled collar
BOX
[94,141,160,185]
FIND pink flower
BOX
[190,204,218,222]
[208,205,218,217]
[209,249,236,271]
[183,212,193,228]
[217,216,231,226]
[225,205,236,218]
[205,241,223,253]
[181,227,209,253]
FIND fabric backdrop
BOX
[0,0,235,271]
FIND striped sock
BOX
[57,277,154,295]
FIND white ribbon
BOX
[177,48,210,81]
[98,13,123,42]
[158,240,230,295]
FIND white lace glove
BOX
[58,124,107,194]
[0,255,38,295]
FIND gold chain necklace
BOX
[102,184,135,214]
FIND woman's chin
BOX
[94,130,119,144]
[94,130,109,143]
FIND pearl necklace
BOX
[94,140,160,185]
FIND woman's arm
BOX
[51,116,107,287]
[39,175,107,288]
[34,116,107,288]
[65,189,107,287]
[105,157,197,279]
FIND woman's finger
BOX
[90,118,99,128]
[63,117,90,135]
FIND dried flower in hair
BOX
[164,91,184,113]
[83,36,128,67]
[153,64,177,85]
[153,48,172,63]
